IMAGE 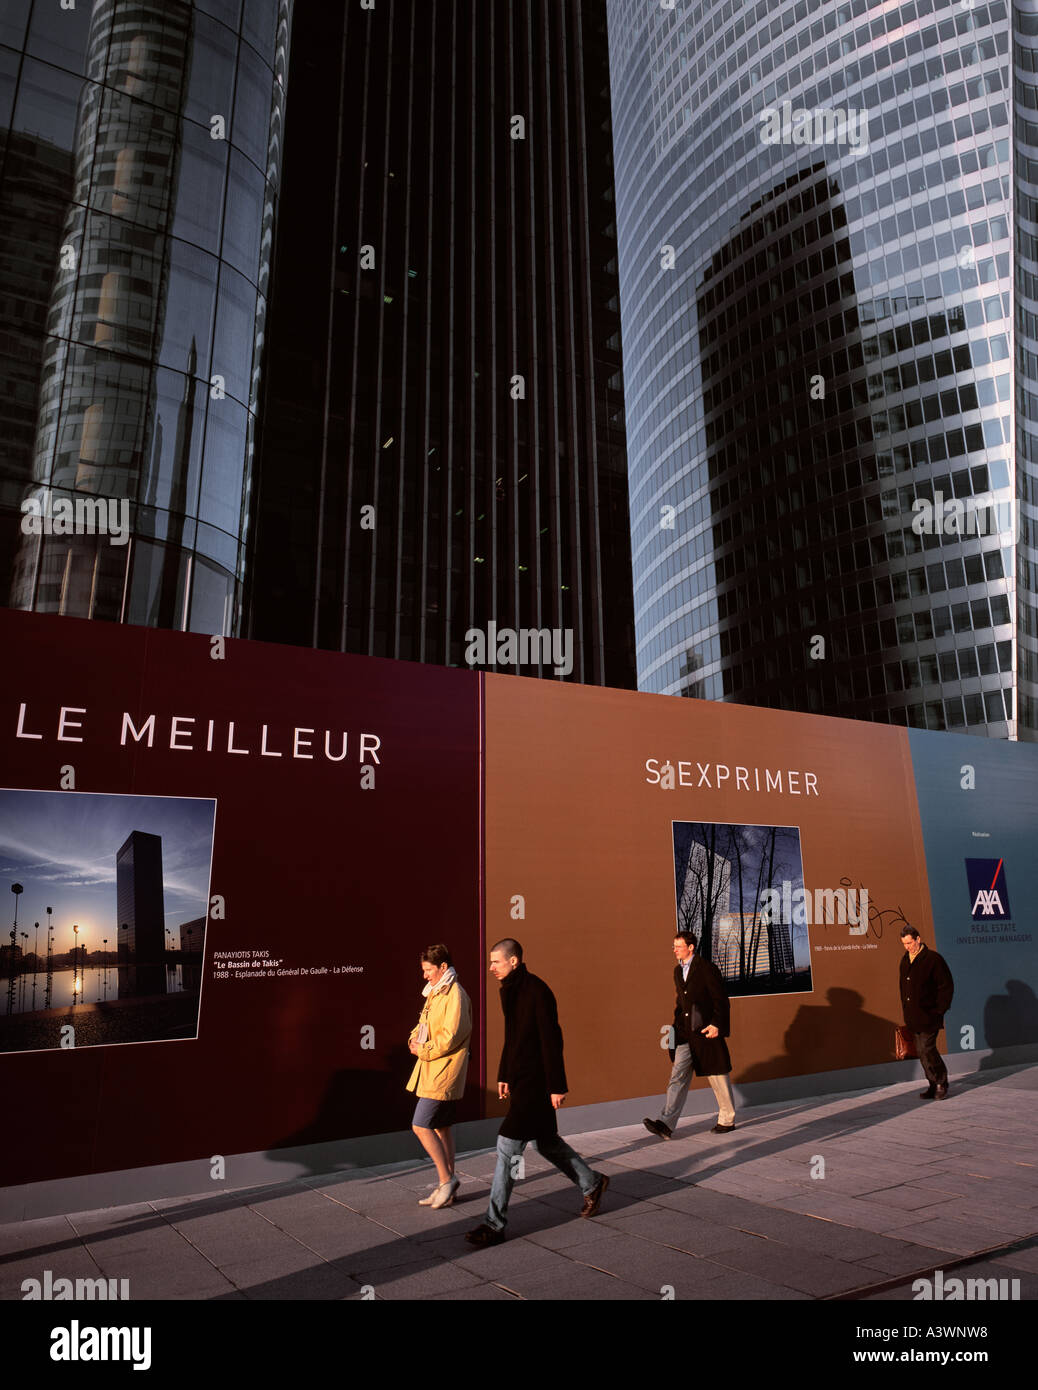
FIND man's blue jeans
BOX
[486,1133,598,1231]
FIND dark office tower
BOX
[247,0,636,688]
[608,0,1022,737]
[116,830,165,1002]
[178,916,205,953]
[0,0,291,634]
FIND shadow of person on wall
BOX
[734,987,900,1084]
[979,980,1038,1068]
[264,1042,417,1175]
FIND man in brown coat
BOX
[644,932,736,1138]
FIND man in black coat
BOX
[899,925,954,1099]
[466,938,609,1246]
[644,932,736,1139]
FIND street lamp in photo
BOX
[7,883,22,1015]
[32,920,40,1010]
[45,914,54,1009]
[19,933,28,1011]
[73,924,80,1003]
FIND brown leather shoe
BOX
[465,1223,505,1246]
[935,1083,949,1100]
[580,1173,609,1218]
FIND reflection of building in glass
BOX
[0,128,74,602]
[116,829,164,965]
[608,0,1020,737]
[715,905,795,981]
[3,0,292,634]
[246,1,635,687]
[1014,5,1038,736]
[677,841,731,935]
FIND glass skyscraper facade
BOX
[0,0,290,633]
[607,0,1028,737]
[247,0,636,688]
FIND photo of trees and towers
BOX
[672,821,813,998]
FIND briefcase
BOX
[894,1026,917,1060]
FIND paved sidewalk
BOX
[2,1064,1037,1301]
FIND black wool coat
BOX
[673,954,733,1076]
[496,964,568,1140]
[899,944,954,1033]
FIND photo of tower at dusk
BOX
[607,0,1028,739]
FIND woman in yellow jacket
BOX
[407,944,472,1209]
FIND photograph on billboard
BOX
[0,788,216,1055]
[1,607,483,1186]
[484,673,935,1112]
[672,821,814,998]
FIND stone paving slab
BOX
[706,1239,872,1297]
[2,1064,1036,1301]
[854,1238,962,1277]
[563,1232,732,1295]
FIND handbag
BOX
[895,1026,917,1060]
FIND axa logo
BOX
[965,858,1010,921]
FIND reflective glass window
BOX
[241,0,277,56]
[232,38,271,169]
[187,554,235,635]
[127,538,189,628]
[194,0,243,31]
[158,239,218,379]
[0,0,30,50]
[144,368,208,517]
[211,262,256,404]
[198,393,248,535]
[13,59,85,154]
[220,149,264,278]
[26,1,94,76]
[172,121,228,253]
[183,12,238,128]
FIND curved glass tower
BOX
[1,0,290,633]
[608,0,1024,738]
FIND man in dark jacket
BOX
[899,926,954,1099]
[644,932,735,1139]
[465,938,609,1246]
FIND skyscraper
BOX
[116,829,165,969]
[246,0,636,688]
[1,0,291,632]
[607,0,1023,737]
